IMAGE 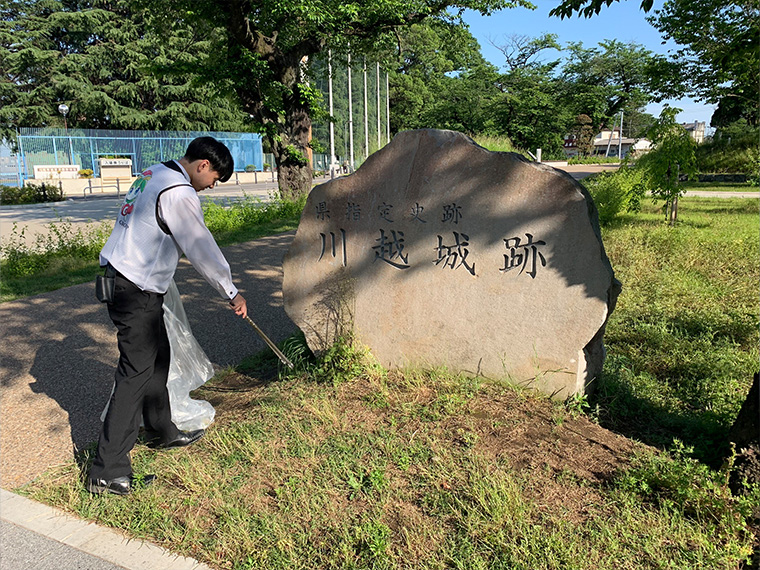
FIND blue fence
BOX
[6,128,263,183]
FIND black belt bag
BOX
[95,265,116,303]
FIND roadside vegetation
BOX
[0,182,66,205]
[0,193,306,302]
[18,195,760,569]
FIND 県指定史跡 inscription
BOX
[283,129,620,398]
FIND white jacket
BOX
[100,160,238,299]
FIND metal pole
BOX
[348,51,355,171]
[328,50,336,179]
[604,114,618,158]
[618,110,624,159]
[376,62,381,150]
[363,57,369,160]
[18,129,28,182]
[386,71,390,145]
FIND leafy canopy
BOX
[0,0,248,142]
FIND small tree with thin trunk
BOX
[636,107,697,225]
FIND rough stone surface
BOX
[283,129,620,398]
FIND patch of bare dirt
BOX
[201,369,645,530]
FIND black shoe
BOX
[148,429,205,449]
[87,474,155,496]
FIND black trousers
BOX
[89,274,179,480]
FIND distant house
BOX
[562,128,651,159]
[681,121,706,143]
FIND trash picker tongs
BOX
[244,316,294,369]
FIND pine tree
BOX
[0,0,249,143]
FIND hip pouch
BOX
[95,267,115,303]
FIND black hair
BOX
[184,137,234,182]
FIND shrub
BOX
[78,169,94,178]
[244,164,257,172]
[0,182,65,205]
[697,120,759,180]
[583,167,647,225]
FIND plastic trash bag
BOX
[101,279,216,431]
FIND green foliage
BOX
[697,120,760,179]
[310,336,381,385]
[244,165,257,172]
[596,197,759,463]
[0,219,110,278]
[201,193,306,243]
[472,134,523,154]
[635,107,698,224]
[583,167,647,225]
[0,183,65,205]
[0,0,248,140]
[648,0,759,127]
[78,169,94,178]
[616,442,760,543]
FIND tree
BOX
[152,0,529,199]
[0,0,247,143]
[636,107,697,226]
[570,114,595,156]
[487,33,573,154]
[548,0,759,128]
[562,40,659,132]
[388,21,500,136]
[648,0,759,127]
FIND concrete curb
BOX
[0,489,213,570]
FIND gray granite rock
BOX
[283,129,620,398]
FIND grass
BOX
[0,192,306,302]
[14,194,760,569]
[596,197,758,463]
[681,181,758,192]
[20,344,760,569]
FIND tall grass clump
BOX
[1,219,110,278]
[0,218,111,301]
[1,193,306,301]
[202,192,306,245]
[473,134,527,156]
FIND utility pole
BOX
[618,110,624,159]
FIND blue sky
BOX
[461,0,715,129]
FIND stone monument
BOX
[282,129,621,398]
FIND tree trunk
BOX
[274,140,313,201]
[270,66,314,200]
[669,194,678,226]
